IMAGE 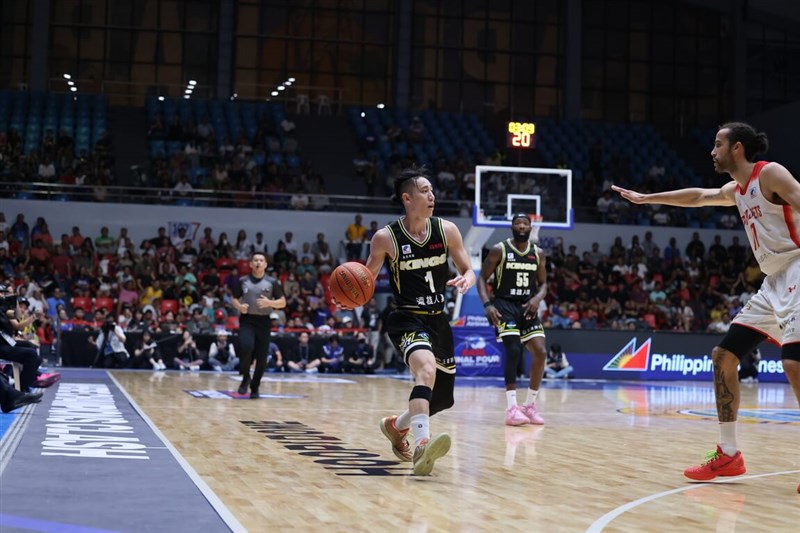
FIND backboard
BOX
[473,165,573,229]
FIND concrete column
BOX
[564,0,581,120]
[216,0,235,99]
[29,0,51,91]
[394,0,412,109]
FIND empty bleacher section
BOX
[533,119,724,228]
[145,96,302,169]
[0,91,107,156]
[349,107,496,192]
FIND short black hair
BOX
[719,122,769,162]
[550,343,561,353]
[391,165,431,205]
[251,251,267,261]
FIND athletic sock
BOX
[395,410,411,431]
[410,414,430,447]
[523,388,539,406]
[506,390,518,409]
[719,422,738,456]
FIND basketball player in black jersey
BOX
[477,214,548,426]
[359,166,475,476]
[231,252,286,398]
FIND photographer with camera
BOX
[88,315,130,368]
[0,284,43,392]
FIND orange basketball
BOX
[329,262,375,308]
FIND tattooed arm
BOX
[611,181,737,208]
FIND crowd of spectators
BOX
[539,230,762,332]
[146,111,329,210]
[0,127,114,192]
[0,208,761,371]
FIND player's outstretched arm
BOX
[443,220,476,294]
[611,182,737,208]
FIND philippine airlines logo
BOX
[603,337,652,371]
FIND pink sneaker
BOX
[521,402,545,425]
[505,405,530,426]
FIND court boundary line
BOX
[108,372,247,533]
[586,469,800,533]
[0,402,37,478]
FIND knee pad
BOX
[717,324,766,360]
[409,385,433,402]
[782,343,800,362]
[429,372,455,416]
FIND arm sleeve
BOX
[231,278,244,299]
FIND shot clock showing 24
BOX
[506,121,536,148]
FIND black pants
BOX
[103,352,129,369]
[0,373,24,410]
[0,341,41,391]
[237,317,271,391]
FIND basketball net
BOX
[529,214,544,244]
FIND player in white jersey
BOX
[612,122,800,492]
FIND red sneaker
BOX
[379,416,412,462]
[684,445,746,481]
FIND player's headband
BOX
[511,213,531,224]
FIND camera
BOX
[0,294,17,308]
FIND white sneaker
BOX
[159,362,167,370]
[305,367,319,374]
[189,365,200,371]
[151,362,161,370]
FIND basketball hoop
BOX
[530,214,544,243]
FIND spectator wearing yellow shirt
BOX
[345,214,367,260]
[140,279,163,308]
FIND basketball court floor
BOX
[1,368,798,532]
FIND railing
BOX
[0,181,468,216]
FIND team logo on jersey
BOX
[402,244,412,255]
[750,187,757,198]
[789,285,796,294]
[507,253,514,260]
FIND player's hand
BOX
[611,185,648,205]
[256,296,271,309]
[484,304,502,326]
[447,275,471,294]
[331,295,354,311]
[523,298,540,320]
[239,303,249,314]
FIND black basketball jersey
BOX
[386,216,449,313]
[493,239,540,301]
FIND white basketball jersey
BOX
[734,161,800,276]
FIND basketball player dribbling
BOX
[350,166,475,476]
[612,122,800,492]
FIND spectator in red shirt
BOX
[29,239,51,266]
[50,244,72,280]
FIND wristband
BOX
[483,301,494,308]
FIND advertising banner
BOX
[452,325,503,377]
[543,330,788,383]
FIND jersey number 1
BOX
[424,270,435,292]
[749,223,760,251]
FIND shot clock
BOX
[506,121,536,148]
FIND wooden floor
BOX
[112,371,800,532]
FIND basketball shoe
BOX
[521,402,545,425]
[412,433,451,476]
[505,405,530,426]
[684,446,746,481]
[380,416,412,462]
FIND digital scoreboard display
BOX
[506,121,536,148]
